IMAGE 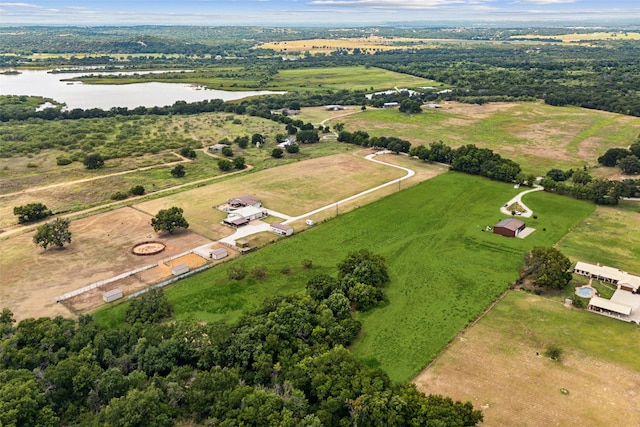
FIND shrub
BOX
[228,265,248,281]
[179,147,197,159]
[171,164,185,178]
[301,259,313,269]
[83,153,105,169]
[56,156,72,166]
[217,159,233,171]
[221,146,234,157]
[271,148,283,159]
[130,185,145,196]
[285,143,300,154]
[110,191,129,201]
[251,266,268,280]
[544,345,563,361]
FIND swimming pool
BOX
[577,287,593,297]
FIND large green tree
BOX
[151,207,189,234]
[83,153,105,169]
[523,247,572,290]
[13,202,52,224]
[618,155,640,174]
[33,218,72,249]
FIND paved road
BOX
[499,185,543,218]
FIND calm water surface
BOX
[0,69,285,110]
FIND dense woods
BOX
[0,251,482,426]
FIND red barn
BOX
[493,218,526,238]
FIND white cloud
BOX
[512,0,576,4]
[308,0,486,7]
[0,2,41,7]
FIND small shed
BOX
[171,263,189,276]
[103,289,123,303]
[493,218,526,238]
[383,102,399,108]
[271,223,294,236]
[210,248,228,260]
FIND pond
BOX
[0,69,285,110]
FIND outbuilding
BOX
[210,248,228,260]
[271,223,294,236]
[493,218,526,238]
[171,263,189,276]
[103,289,123,303]
[227,195,262,208]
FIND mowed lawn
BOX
[95,172,594,381]
[341,102,640,175]
[415,291,640,427]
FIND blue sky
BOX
[0,1,638,25]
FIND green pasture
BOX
[484,291,640,370]
[341,103,640,175]
[71,66,438,92]
[95,171,594,382]
[557,201,640,274]
[266,66,439,92]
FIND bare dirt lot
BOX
[414,293,640,427]
[0,206,211,321]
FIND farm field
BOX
[556,201,640,274]
[415,291,640,427]
[259,36,432,54]
[265,66,442,92]
[0,150,427,320]
[512,32,640,42]
[0,206,211,321]
[133,150,408,240]
[72,65,441,93]
[341,101,640,175]
[95,171,595,382]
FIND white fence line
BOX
[55,249,197,303]
[128,264,211,299]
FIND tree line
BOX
[0,250,482,426]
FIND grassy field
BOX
[265,66,441,92]
[72,66,441,93]
[415,291,640,426]
[95,171,594,382]
[557,201,640,274]
[341,102,640,175]
[512,32,640,42]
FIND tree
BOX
[235,135,249,149]
[271,148,283,158]
[151,207,189,234]
[13,202,52,224]
[546,168,568,182]
[217,159,233,171]
[571,169,592,185]
[179,147,197,159]
[399,99,422,114]
[221,146,234,157]
[285,143,300,154]
[125,288,173,324]
[629,142,640,157]
[170,164,185,178]
[33,218,72,249]
[251,133,265,146]
[83,153,104,169]
[233,156,246,169]
[597,148,630,167]
[130,185,145,196]
[618,155,640,174]
[523,247,572,290]
[296,129,320,144]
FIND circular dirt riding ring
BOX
[131,241,166,256]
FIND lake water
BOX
[0,69,285,110]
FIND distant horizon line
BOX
[1,20,639,29]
